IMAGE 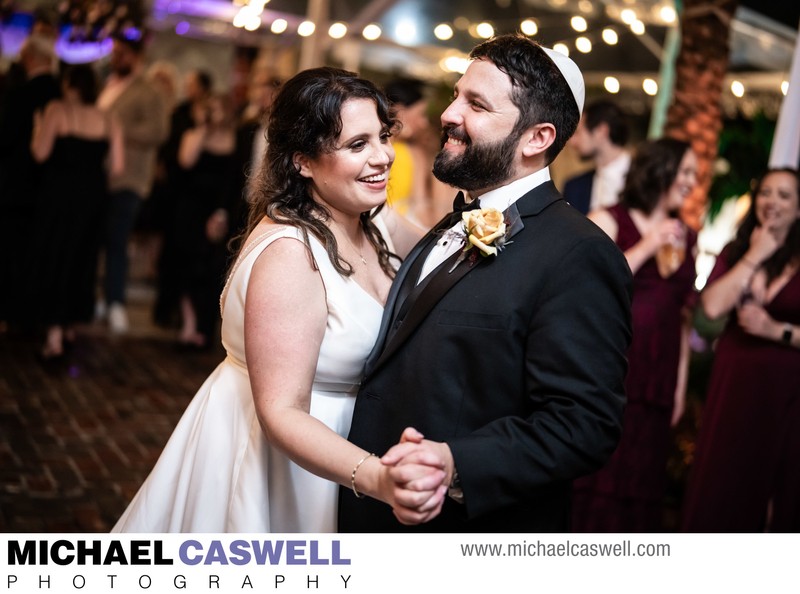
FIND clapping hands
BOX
[379,427,453,525]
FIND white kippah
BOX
[541,46,585,116]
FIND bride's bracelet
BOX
[351,453,376,499]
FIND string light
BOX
[328,22,347,39]
[218,6,779,104]
[244,16,261,31]
[553,43,570,56]
[575,36,592,53]
[270,18,287,34]
[362,23,381,40]
[520,19,538,36]
[453,17,471,31]
[604,76,620,93]
[620,9,637,24]
[660,5,677,23]
[297,20,315,36]
[434,23,454,40]
[441,55,470,74]
[571,16,588,32]
[781,80,789,95]
[602,28,618,45]
[476,22,494,39]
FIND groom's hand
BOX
[379,428,455,525]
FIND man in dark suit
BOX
[339,34,632,532]
[562,100,630,215]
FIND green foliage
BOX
[707,112,775,222]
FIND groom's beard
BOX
[433,125,520,193]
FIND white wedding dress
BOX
[112,224,386,532]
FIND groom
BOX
[339,34,632,532]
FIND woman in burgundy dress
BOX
[681,168,800,532]
[572,138,698,532]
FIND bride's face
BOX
[298,98,395,218]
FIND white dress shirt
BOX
[418,167,552,282]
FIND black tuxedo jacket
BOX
[339,181,632,532]
[562,170,594,215]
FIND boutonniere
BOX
[449,207,510,273]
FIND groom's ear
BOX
[520,123,556,159]
[294,152,313,179]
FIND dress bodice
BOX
[220,226,384,390]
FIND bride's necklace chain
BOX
[336,223,368,266]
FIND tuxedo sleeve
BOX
[447,233,632,520]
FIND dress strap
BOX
[219,225,301,314]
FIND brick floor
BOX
[0,284,224,532]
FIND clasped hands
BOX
[377,427,454,526]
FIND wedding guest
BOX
[0,34,59,328]
[681,168,800,532]
[232,70,282,237]
[571,138,698,532]
[171,92,239,349]
[27,64,124,359]
[113,67,436,533]
[339,34,632,533]
[152,69,214,328]
[563,100,631,215]
[384,77,442,227]
[97,32,168,333]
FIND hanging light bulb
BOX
[630,20,645,35]
[328,22,347,39]
[571,16,588,32]
[362,23,381,40]
[620,9,637,24]
[520,19,538,36]
[553,43,570,56]
[731,80,745,97]
[660,5,677,24]
[781,80,789,95]
[643,78,658,96]
[297,21,315,37]
[476,22,494,39]
[434,23,454,40]
[602,28,618,45]
[575,37,592,53]
[604,76,620,93]
[270,19,287,34]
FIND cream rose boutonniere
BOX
[463,208,507,256]
[448,207,510,273]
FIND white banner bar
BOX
[3,533,798,593]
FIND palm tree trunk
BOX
[664,0,739,230]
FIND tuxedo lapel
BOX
[363,215,451,376]
[372,246,479,372]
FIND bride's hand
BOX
[379,433,454,524]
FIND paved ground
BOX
[0,282,224,532]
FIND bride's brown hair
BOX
[235,66,400,277]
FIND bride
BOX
[113,67,446,532]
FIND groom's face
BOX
[433,59,524,195]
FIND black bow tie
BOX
[452,191,481,213]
